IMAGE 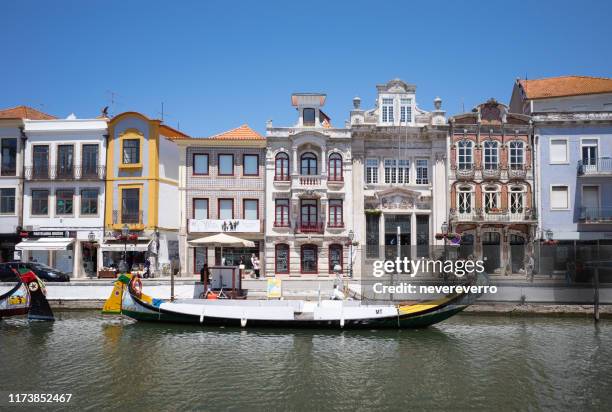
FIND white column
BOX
[379,213,385,258]
[292,146,298,175]
[321,147,327,175]
[72,240,81,278]
[411,212,417,249]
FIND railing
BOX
[298,175,323,186]
[273,220,291,228]
[327,221,344,228]
[75,165,105,179]
[579,207,612,222]
[578,158,612,176]
[455,167,474,180]
[295,221,324,234]
[113,209,144,225]
[25,166,50,180]
[451,208,530,222]
[274,174,291,182]
[482,167,501,179]
[327,175,344,183]
[56,164,74,179]
[508,166,527,179]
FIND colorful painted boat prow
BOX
[103,273,487,329]
[0,269,54,321]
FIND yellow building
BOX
[103,112,188,275]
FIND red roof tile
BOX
[519,76,612,99]
[0,105,56,120]
[206,124,264,140]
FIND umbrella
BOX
[189,233,255,265]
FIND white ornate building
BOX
[349,79,448,272]
[264,94,354,277]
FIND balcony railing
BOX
[482,167,501,180]
[273,220,291,228]
[579,207,612,222]
[75,165,105,180]
[274,174,291,182]
[327,221,345,228]
[327,175,344,183]
[295,221,324,234]
[578,158,612,176]
[508,166,527,180]
[450,208,531,222]
[298,175,324,186]
[113,209,144,225]
[455,167,474,180]
[25,166,51,180]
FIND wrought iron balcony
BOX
[482,167,501,180]
[75,165,106,180]
[295,221,324,234]
[451,208,530,222]
[578,158,612,176]
[112,209,144,225]
[454,167,475,180]
[579,207,612,223]
[508,166,527,180]
[25,166,51,180]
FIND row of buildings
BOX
[1,75,611,278]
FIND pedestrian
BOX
[251,254,260,279]
[200,263,210,285]
[144,257,151,279]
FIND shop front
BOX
[100,237,153,278]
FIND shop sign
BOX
[188,219,260,233]
[19,230,75,239]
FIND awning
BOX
[100,239,152,252]
[16,237,75,251]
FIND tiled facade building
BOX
[264,94,353,277]
[177,125,266,275]
[448,99,536,275]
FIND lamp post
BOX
[348,229,354,278]
[87,231,95,278]
[120,224,129,274]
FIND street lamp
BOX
[87,231,96,278]
[441,221,449,235]
[120,224,129,273]
[348,230,354,278]
[545,229,554,242]
[88,231,95,243]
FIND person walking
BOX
[251,254,260,279]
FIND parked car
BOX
[0,262,70,282]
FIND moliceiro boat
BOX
[103,274,485,329]
[0,270,55,321]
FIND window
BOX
[510,188,524,214]
[329,244,343,273]
[243,199,258,220]
[275,152,290,180]
[384,159,397,184]
[398,160,410,184]
[55,189,74,215]
[122,139,140,164]
[328,199,343,227]
[32,146,49,178]
[416,160,429,184]
[581,139,598,168]
[509,141,524,169]
[483,141,498,169]
[300,244,318,274]
[82,144,99,177]
[483,188,499,213]
[31,189,49,215]
[193,154,209,175]
[381,98,394,123]
[81,189,98,215]
[365,158,379,184]
[193,247,207,274]
[300,199,318,226]
[551,186,569,210]
[121,188,140,223]
[56,145,74,178]
[457,140,473,169]
[303,108,316,126]
[1,139,17,176]
[275,199,290,227]
[243,154,259,176]
[400,98,412,123]
[275,244,289,274]
[193,199,209,219]
[218,199,234,219]
[218,154,234,176]
[550,140,568,163]
[0,188,15,214]
[328,153,343,181]
[300,152,317,175]
[457,187,472,214]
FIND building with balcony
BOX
[510,75,612,260]
[265,93,353,277]
[176,125,266,276]
[104,112,183,276]
[448,99,536,275]
[349,79,448,272]
[0,106,52,262]
[18,113,107,277]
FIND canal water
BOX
[1,312,611,411]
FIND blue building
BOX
[510,76,612,271]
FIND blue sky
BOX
[1,0,611,136]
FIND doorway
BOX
[384,214,410,260]
[509,234,526,274]
[482,232,501,274]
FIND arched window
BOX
[329,244,343,273]
[483,185,500,213]
[275,152,289,181]
[300,152,318,175]
[457,185,473,215]
[509,141,524,169]
[300,244,318,274]
[328,153,343,181]
[457,140,473,170]
[275,244,290,274]
[483,141,498,170]
[509,186,525,214]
